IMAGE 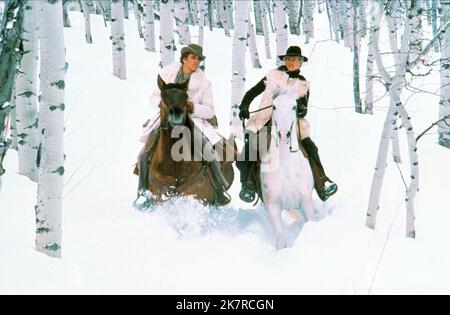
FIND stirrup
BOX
[215,189,231,206]
[239,183,256,203]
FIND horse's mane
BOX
[161,83,187,91]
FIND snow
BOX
[1,11,450,294]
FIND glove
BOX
[239,108,250,120]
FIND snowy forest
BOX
[1,0,450,294]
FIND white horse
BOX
[260,77,315,250]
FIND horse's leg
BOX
[267,200,286,250]
[302,193,316,222]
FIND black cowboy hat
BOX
[278,46,308,62]
[180,43,206,61]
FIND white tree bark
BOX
[197,0,207,47]
[174,0,191,44]
[10,83,17,151]
[111,0,127,80]
[63,0,71,27]
[231,0,248,139]
[439,0,450,148]
[286,0,299,35]
[303,0,314,43]
[274,0,288,66]
[16,0,39,182]
[253,0,264,35]
[247,12,261,69]
[225,0,233,29]
[143,0,156,51]
[352,0,362,113]
[365,0,376,115]
[81,0,92,43]
[409,1,424,65]
[358,0,367,38]
[261,0,271,59]
[133,0,144,38]
[217,0,230,37]
[328,0,341,42]
[366,0,416,237]
[160,0,175,67]
[37,0,66,258]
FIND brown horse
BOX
[144,76,236,206]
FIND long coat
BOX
[140,62,222,145]
[246,69,310,134]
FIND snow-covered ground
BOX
[1,12,449,294]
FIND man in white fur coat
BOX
[237,46,338,203]
[135,44,231,206]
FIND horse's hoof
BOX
[133,190,156,211]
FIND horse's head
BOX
[270,79,309,143]
[158,75,193,127]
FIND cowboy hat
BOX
[180,43,206,60]
[278,46,308,62]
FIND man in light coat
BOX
[135,44,230,206]
[238,46,338,203]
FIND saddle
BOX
[245,119,309,204]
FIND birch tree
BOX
[217,0,230,37]
[253,0,264,35]
[10,84,17,150]
[439,0,450,148]
[174,0,191,44]
[366,0,422,238]
[197,0,207,47]
[132,0,144,38]
[160,0,175,68]
[247,12,261,69]
[352,0,362,113]
[327,0,341,42]
[286,0,299,35]
[261,0,271,59]
[231,0,248,139]
[0,0,25,186]
[274,0,288,66]
[111,0,126,80]
[16,0,39,182]
[143,0,156,51]
[81,0,92,43]
[63,0,71,27]
[365,0,377,115]
[36,0,66,258]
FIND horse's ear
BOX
[157,75,166,91]
[181,77,190,91]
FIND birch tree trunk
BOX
[248,12,262,69]
[10,83,17,151]
[36,0,66,258]
[197,0,207,47]
[274,0,288,66]
[286,0,299,35]
[225,0,233,29]
[217,0,230,37]
[124,0,129,19]
[160,0,175,67]
[409,1,424,65]
[81,0,92,43]
[352,0,362,113]
[302,0,314,44]
[432,0,439,52]
[0,0,26,186]
[207,0,215,31]
[253,0,264,35]
[328,0,341,42]
[143,0,156,51]
[365,0,376,115]
[231,0,248,139]
[111,0,127,80]
[133,0,144,39]
[174,0,191,44]
[439,0,450,148]
[366,0,416,236]
[261,0,271,59]
[16,0,39,182]
[63,0,71,27]
[358,0,367,38]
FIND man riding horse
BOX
[237,46,338,203]
[135,44,231,207]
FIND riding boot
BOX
[196,133,231,206]
[302,137,338,201]
[236,134,256,203]
[134,128,159,209]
